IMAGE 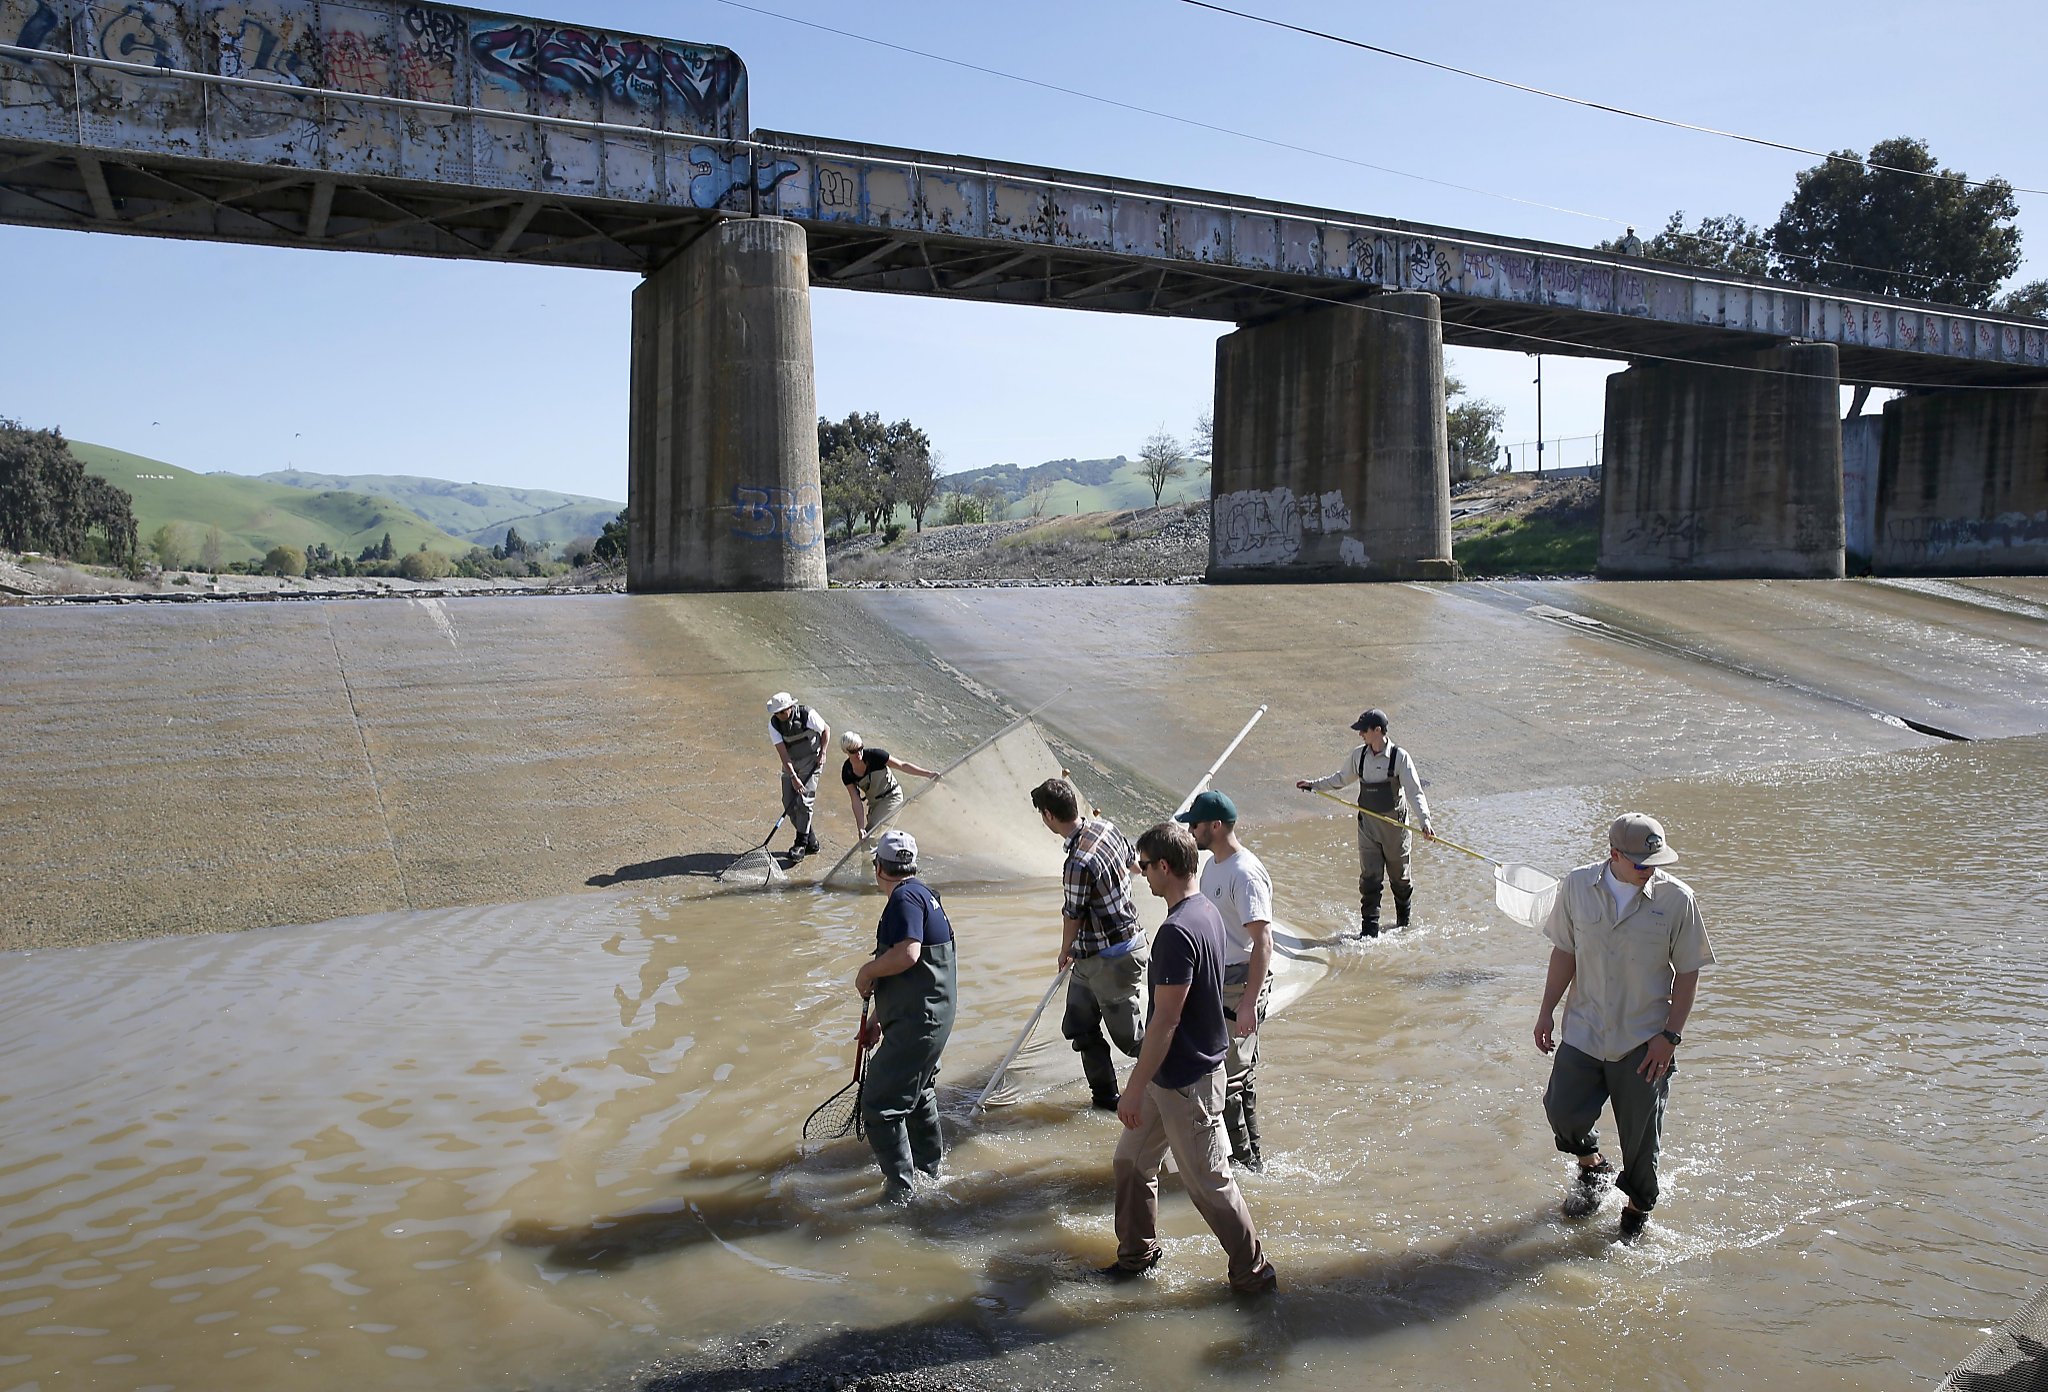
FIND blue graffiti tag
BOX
[688,145,798,211]
[731,484,822,549]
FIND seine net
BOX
[1494,863,1559,930]
[1937,1286,2048,1392]
[820,721,1069,890]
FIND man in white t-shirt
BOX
[1177,789,1274,1173]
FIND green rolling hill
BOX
[944,455,1212,519]
[72,441,469,564]
[260,471,622,548]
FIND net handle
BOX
[1308,787,1499,866]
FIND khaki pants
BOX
[1112,1067,1269,1289]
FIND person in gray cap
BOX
[766,692,830,860]
[1178,789,1274,1172]
[1295,708,1435,938]
[1533,813,1715,1242]
[854,829,957,1204]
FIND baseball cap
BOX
[1350,708,1389,732]
[766,691,796,715]
[1175,790,1239,825]
[874,828,918,871]
[1609,813,1679,866]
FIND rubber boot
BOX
[1359,873,1384,939]
[1392,879,1414,929]
[1078,1038,1121,1109]
[1226,1083,1264,1172]
[906,1075,944,1177]
[864,1111,916,1202]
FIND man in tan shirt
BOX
[1533,813,1715,1243]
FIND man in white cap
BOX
[854,829,957,1204]
[1295,707,1435,938]
[766,692,830,860]
[1533,813,1715,1242]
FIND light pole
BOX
[1530,353,1545,478]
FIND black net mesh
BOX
[1938,1286,2048,1392]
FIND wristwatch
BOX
[1659,1029,1682,1047]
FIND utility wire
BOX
[1178,0,2047,199]
[710,1,2030,299]
[705,0,1613,222]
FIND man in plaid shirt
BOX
[1033,777,1148,1110]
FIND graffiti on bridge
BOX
[1884,511,2048,557]
[688,144,796,211]
[1213,487,1356,567]
[731,484,822,550]
[1611,510,1705,556]
[469,19,741,122]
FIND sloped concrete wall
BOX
[1208,292,1452,582]
[1600,344,1844,579]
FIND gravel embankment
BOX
[829,507,1209,587]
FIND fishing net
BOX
[1494,863,1559,931]
[820,720,1069,890]
[1937,1285,2048,1391]
[716,843,788,891]
[801,1070,866,1141]
[803,1010,876,1142]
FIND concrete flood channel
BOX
[2,578,2046,1390]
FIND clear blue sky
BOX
[2,0,2042,499]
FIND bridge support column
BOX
[1599,343,1844,579]
[628,218,824,592]
[1207,292,1453,582]
[1871,390,2048,575]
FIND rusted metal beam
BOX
[487,197,542,254]
[951,250,1039,290]
[304,179,335,241]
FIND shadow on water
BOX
[504,1157,1121,1273]
[634,1209,1589,1390]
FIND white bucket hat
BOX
[766,691,796,716]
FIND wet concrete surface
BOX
[5,578,2045,949]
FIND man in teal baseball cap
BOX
[1176,789,1274,1173]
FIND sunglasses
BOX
[1133,858,1156,872]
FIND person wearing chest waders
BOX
[1534,814,1714,1243]
[1032,776,1147,1111]
[1178,789,1274,1173]
[853,830,958,1205]
[1295,707,1435,938]
[766,692,830,861]
[839,732,938,839]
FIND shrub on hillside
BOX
[399,549,452,581]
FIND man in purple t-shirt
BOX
[1102,821,1277,1296]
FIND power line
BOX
[710,2,2028,298]
[705,0,1614,222]
[1177,0,2048,199]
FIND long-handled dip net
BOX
[1308,789,1559,930]
[802,1002,878,1142]
[717,814,790,891]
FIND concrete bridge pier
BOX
[1599,343,1844,579]
[1872,390,2048,575]
[628,219,825,592]
[1207,292,1454,582]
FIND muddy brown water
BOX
[3,579,2048,1389]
